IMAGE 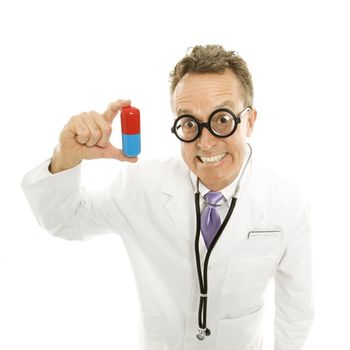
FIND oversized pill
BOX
[121,106,141,157]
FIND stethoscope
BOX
[194,143,253,341]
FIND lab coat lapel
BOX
[161,164,196,245]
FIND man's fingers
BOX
[103,99,131,123]
[89,111,112,147]
[81,113,102,147]
[72,116,90,144]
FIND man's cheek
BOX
[181,146,191,166]
[181,145,186,160]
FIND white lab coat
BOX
[21,155,314,350]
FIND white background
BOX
[1,0,350,349]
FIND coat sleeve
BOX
[21,159,128,241]
[274,202,315,350]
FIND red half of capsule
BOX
[121,106,140,135]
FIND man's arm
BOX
[21,158,126,241]
[274,204,315,350]
[21,99,137,240]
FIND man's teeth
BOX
[199,153,226,164]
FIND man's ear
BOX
[246,109,257,137]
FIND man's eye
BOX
[180,118,196,129]
[218,115,230,124]
[184,121,195,128]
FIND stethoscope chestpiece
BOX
[196,327,211,340]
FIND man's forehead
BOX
[172,71,244,115]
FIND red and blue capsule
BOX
[121,106,141,157]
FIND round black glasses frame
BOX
[171,107,251,143]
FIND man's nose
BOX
[197,126,217,150]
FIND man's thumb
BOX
[101,143,138,163]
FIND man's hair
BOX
[169,44,254,107]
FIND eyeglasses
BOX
[171,106,251,142]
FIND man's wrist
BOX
[49,147,82,174]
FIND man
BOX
[21,45,314,349]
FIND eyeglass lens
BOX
[211,110,235,135]
[175,117,199,141]
[175,110,236,141]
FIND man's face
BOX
[172,70,257,191]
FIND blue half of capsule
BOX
[122,133,141,157]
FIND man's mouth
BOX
[198,152,227,164]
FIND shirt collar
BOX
[189,143,250,201]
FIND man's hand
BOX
[49,99,138,173]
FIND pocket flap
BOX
[247,230,280,239]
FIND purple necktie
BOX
[201,191,224,249]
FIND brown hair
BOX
[169,45,254,107]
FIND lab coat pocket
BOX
[241,229,281,259]
[222,256,275,301]
[215,307,263,350]
[222,231,280,306]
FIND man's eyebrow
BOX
[176,108,189,115]
[177,101,236,116]
[177,106,199,115]
[215,100,236,110]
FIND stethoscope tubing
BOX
[194,144,252,340]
